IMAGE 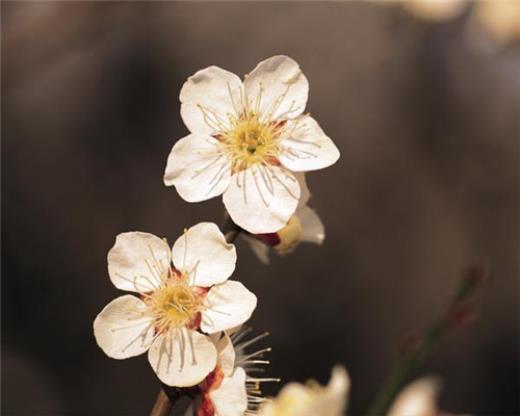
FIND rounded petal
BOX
[164,134,231,203]
[223,165,300,234]
[108,232,170,293]
[387,377,440,416]
[180,66,243,135]
[244,55,308,121]
[148,328,217,387]
[297,205,325,245]
[200,280,257,334]
[209,367,248,416]
[93,295,155,359]
[279,116,340,172]
[171,222,237,286]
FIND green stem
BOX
[366,320,448,416]
[366,266,484,416]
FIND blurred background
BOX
[2,1,519,415]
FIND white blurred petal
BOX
[241,233,270,264]
[387,377,441,416]
[295,172,311,208]
[163,134,231,203]
[244,55,308,121]
[180,66,242,135]
[171,222,237,287]
[223,165,300,234]
[93,295,155,359]
[297,205,325,245]
[303,366,350,416]
[213,332,236,377]
[279,116,340,172]
[108,232,170,293]
[210,367,248,416]
[148,328,217,387]
[201,280,257,334]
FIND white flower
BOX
[259,366,349,416]
[387,377,441,416]
[395,0,467,21]
[469,0,520,46]
[242,174,324,264]
[93,222,257,387]
[164,55,340,234]
[196,327,278,416]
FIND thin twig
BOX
[365,265,486,416]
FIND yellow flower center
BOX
[148,278,202,333]
[221,112,285,172]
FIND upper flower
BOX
[93,222,257,387]
[164,55,340,234]
[258,366,349,416]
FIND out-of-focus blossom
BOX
[258,366,349,416]
[388,377,440,416]
[93,223,257,387]
[469,0,520,46]
[401,1,466,22]
[197,327,278,416]
[164,55,340,234]
[242,174,324,263]
[395,0,467,22]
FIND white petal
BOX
[148,328,217,387]
[201,280,257,334]
[223,165,300,234]
[164,134,231,203]
[302,366,350,416]
[297,205,325,245]
[387,377,440,416]
[171,222,237,286]
[241,234,270,264]
[209,367,248,416]
[215,333,236,377]
[180,66,242,135]
[93,295,155,359]
[108,232,170,293]
[279,116,340,172]
[295,172,311,208]
[244,55,308,121]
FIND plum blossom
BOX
[93,223,257,387]
[469,1,520,46]
[258,366,349,416]
[196,327,278,416]
[164,55,340,234]
[242,174,324,263]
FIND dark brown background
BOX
[2,2,519,415]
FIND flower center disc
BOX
[151,283,200,331]
[225,113,282,170]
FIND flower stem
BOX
[150,388,175,416]
[149,216,242,416]
[365,265,486,416]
